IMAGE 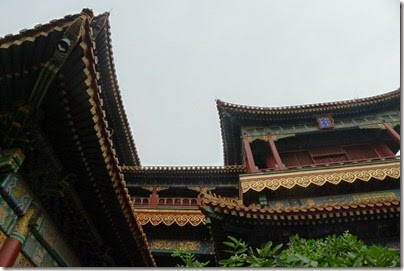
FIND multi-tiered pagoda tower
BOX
[123,165,243,266]
[200,89,400,261]
[0,8,399,268]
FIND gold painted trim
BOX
[13,252,35,267]
[241,166,400,193]
[134,209,202,214]
[241,161,400,180]
[134,210,206,227]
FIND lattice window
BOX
[281,152,299,167]
[281,151,312,167]
[295,151,313,165]
[310,146,344,156]
[344,145,379,161]
[309,146,348,164]
[313,154,347,164]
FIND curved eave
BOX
[216,89,400,119]
[0,13,83,48]
[91,14,141,166]
[65,15,154,266]
[216,89,400,165]
[200,192,400,223]
[122,165,245,187]
[0,9,154,266]
[122,165,245,174]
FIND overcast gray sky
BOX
[1,0,400,166]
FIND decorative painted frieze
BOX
[0,173,32,216]
[0,194,18,234]
[149,239,214,254]
[0,149,25,174]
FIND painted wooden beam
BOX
[383,122,400,145]
[267,134,286,170]
[242,136,259,173]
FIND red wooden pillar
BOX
[0,238,22,267]
[0,208,36,267]
[267,134,286,170]
[383,122,400,145]
[149,186,159,206]
[242,136,259,173]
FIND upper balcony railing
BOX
[257,155,400,173]
[132,196,200,207]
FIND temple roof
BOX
[90,13,141,166]
[216,88,400,119]
[134,209,206,227]
[0,9,140,167]
[0,9,153,266]
[200,191,400,223]
[217,89,400,165]
[123,165,245,187]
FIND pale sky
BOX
[1,0,400,166]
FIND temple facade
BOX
[200,90,400,261]
[0,8,400,267]
[123,165,243,266]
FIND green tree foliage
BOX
[172,231,400,267]
[171,251,210,267]
[278,232,400,267]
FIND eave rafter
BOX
[66,14,155,266]
[200,191,400,224]
[0,8,155,267]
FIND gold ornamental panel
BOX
[134,209,206,227]
[241,162,400,193]
[13,252,35,267]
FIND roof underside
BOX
[200,190,400,223]
[122,165,245,187]
[0,9,153,266]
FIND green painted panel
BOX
[0,194,17,234]
[0,173,32,216]
[35,214,80,266]
[0,149,25,174]
[22,232,59,267]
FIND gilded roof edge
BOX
[200,191,400,218]
[94,16,141,166]
[122,165,245,173]
[216,88,400,116]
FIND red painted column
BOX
[242,136,259,173]
[267,134,286,170]
[0,238,22,267]
[383,122,400,145]
[0,208,36,267]
[149,186,159,206]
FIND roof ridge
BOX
[200,192,400,214]
[122,165,245,171]
[91,14,141,166]
[0,8,96,47]
[217,88,400,112]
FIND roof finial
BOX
[81,8,94,18]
